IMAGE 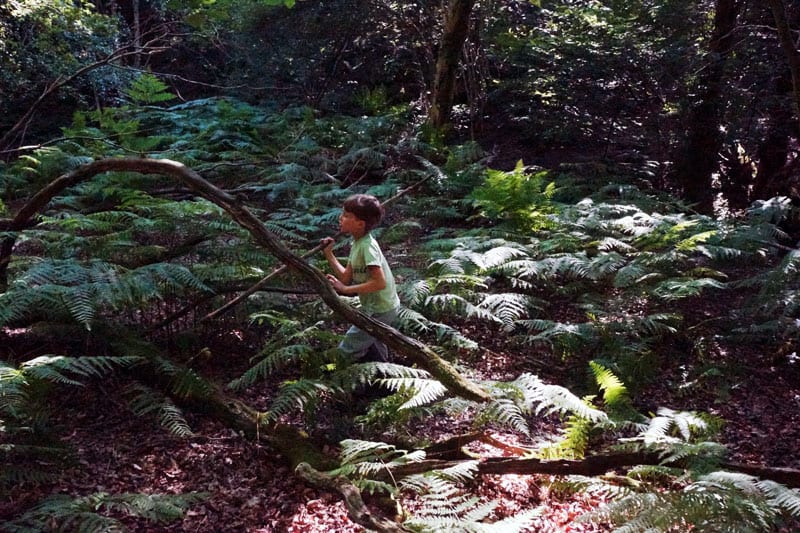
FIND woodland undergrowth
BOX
[1,74,799,532]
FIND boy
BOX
[321,194,400,362]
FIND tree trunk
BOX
[428,0,476,130]
[768,0,800,127]
[670,0,741,213]
[752,0,800,200]
[0,157,491,403]
[752,74,795,200]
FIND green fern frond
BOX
[523,374,608,423]
[2,491,207,533]
[582,474,792,533]
[126,384,195,437]
[652,277,726,301]
[755,479,800,516]
[400,459,539,532]
[150,357,214,400]
[0,362,28,416]
[589,361,631,415]
[640,408,708,444]
[20,355,141,387]
[334,439,425,479]
[228,343,314,391]
[477,293,532,329]
[266,379,336,423]
[476,397,531,436]
[378,378,448,408]
[0,465,60,488]
[518,319,597,353]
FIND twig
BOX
[200,240,332,322]
[295,462,409,532]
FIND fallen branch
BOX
[201,241,328,322]
[202,162,437,321]
[380,451,800,489]
[0,157,490,403]
[296,463,409,533]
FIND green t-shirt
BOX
[348,233,400,314]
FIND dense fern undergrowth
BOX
[1,74,799,531]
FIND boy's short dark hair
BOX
[343,194,384,231]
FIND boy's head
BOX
[343,194,384,231]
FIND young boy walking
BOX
[321,194,400,362]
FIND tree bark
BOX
[296,463,409,532]
[0,157,491,403]
[428,0,476,130]
[768,0,800,127]
[380,451,800,489]
[670,0,741,213]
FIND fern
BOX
[400,460,541,532]
[125,384,195,437]
[265,378,338,423]
[2,491,207,533]
[582,472,800,532]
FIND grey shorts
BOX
[339,307,399,362]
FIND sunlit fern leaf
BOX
[523,375,608,424]
[401,280,434,308]
[478,293,531,330]
[746,196,794,224]
[335,439,426,479]
[429,257,467,276]
[582,480,785,533]
[396,307,479,350]
[400,459,538,532]
[586,251,628,280]
[378,378,448,409]
[638,408,709,446]
[476,397,530,436]
[589,361,630,414]
[754,479,800,516]
[338,439,403,466]
[333,362,431,392]
[426,294,501,324]
[598,237,636,253]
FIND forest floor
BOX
[3,138,800,530]
[3,303,799,532]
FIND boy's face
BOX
[339,209,366,236]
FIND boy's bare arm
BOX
[326,265,385,296]
[321,237,351,283]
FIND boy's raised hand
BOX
[320,236,335,255]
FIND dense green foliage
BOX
[2,0,800,530]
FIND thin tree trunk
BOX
[428,0,475,130]
[670,0,741,213]
[768,0,800,126]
